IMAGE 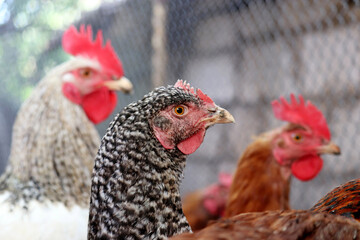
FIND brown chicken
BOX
[170,210,360,240]
[224,94,341,218]
[311,178,360,221]
[182,173,232,231]
[173,179,360,239]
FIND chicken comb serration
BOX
[271,94,330,140]
[175,80,214,104]
[62,24,124,78]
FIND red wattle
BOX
[81,87,117,124]
[291,155,323,181]
[177,128,205,155]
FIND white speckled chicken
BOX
[0,25,132,240]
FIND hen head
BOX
[61,25,133,124]
[271,94,340,181]
[150,80,235,155]
[203,172,233,217]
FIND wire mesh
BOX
[0,0,359,209]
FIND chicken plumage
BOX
[173,179,360,239]
[0,25,132,240]
[87,80,234,240]
[224,94,340,218]
[170,210,360,240]
[311,178,360,221]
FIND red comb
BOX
[62,25,124,78]
[271,94,330,140]
[174,80,214,104]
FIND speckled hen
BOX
[0,25,132,240]
[88,80,235,240]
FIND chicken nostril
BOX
[219,110,225,118]
[334,150,341,156]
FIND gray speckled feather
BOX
[0,60,101,208]
[88,86,200,240]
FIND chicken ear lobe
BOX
[177,128,205,155]
[291,155,323,181]
[62,82,83,104]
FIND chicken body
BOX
[0,62,99,240]
[225,132,291,217]
[88,80,234,240]
[0,25,132,240]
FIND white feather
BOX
[0,192,88,240]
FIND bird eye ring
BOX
[292,133,303,142]
[174,105,186,116]
[80,68,92,78]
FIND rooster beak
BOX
[317,141,341,155]
[103,76,133,94]
[202,105,235,127]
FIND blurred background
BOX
[0,0,359,209]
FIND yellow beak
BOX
[103,76,133,94]
[317,141,341,155]
[201,105,235,128]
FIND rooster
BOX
[0,25,132,240]
[182,172,232,231]
[87,80,235,239]
[224,94,340,218]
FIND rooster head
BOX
[61,25,133,124]
[271,94,340,181]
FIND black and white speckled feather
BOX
[88,84,234,240]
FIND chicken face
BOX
[61,65,132,124]
[150,81,234,155]
[272,124,340,162]
[272,124,340,181]
[202,173,232,217]
[60,25,133,124]
[271,94,340,181]
[151,102,234,155]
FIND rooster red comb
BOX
[271,94,330,140]
[62,24,124,78]
[175,80,214,104]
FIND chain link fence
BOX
[0,0,360,209]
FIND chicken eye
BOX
[292,133,303,142]
[79,68,92,78]
[174,105,186,116]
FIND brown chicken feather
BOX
[311,178,360,221]
[171,210,360,240]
